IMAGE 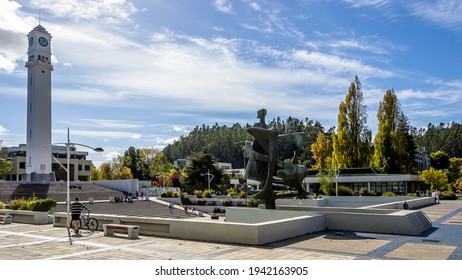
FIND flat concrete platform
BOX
[2,200,462,260]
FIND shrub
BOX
[160,192,167,198]
[35,198,57,212]
[203,190,212,198]
[239,190,247,198]
[195,199,206,206]
[359,188,370,196]
[221,200,232,206]
[226,187,237,197]
[194,190,203,198]
[440,191,457,200]
[382,192,397,197]
[338,186,353,196]
[166,190,174,197]
[8,198,28,210]
[173,192,179,198]
[247,198,258,207]
[27,199,40,211]
[180,194,191,205]
[0,201,4,209]
[213,207,221,213]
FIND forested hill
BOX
[162,119,462,170]
[413,122,462,158]
[162,117,327,169]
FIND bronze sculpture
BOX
[243,109,308,209]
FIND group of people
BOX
[114,193,134,203]
[425,189,441,204]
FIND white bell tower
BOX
[24,24,54,181]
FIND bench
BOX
[0,214,12,224]
[103,224,139,239]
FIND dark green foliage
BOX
[8,197,56,212]
[414,122,462,159]
[440,191,457,200]
[337,186,353,196]
[221,200,232,206]
[180,194,191,205]
[33,198,57,212]
[163,118,326,169]
[430,151,450,170]
[184,150,226,192]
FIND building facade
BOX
[2,145,94,182]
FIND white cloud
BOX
[342,0,390,8]
[410,0,462,30]
[0,125,9,135]
[214,0,234,14]
[69,119,145,129]
[249,2,261,11]
[173,126,187,133]
[103,151,120,160]
[290,50,393,78]
[33,0,138,23]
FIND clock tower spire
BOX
[24,24,55,181]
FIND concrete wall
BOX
[277,196,434,209]
[94,179,138,196]
[325,210,432,235]
[0,209,49,224]
[53,210,325,245]
[226,207,320,223]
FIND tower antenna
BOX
[39,5,41,24]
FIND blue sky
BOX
[1,0,461,167]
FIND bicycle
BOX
[70,210,99,233]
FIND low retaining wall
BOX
[277,203,433,236]
[277,196,434,209]
[53,210,325,245]
[0,209,49,225]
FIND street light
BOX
[53,128,103,244]
[201,169,214,191]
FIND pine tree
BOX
[333,76,372,168]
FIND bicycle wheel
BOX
[69,219,82,232]
[86,218,98,232]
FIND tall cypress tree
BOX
[333,76,372,168]
[373,89,416,174]
[373,89,399,173]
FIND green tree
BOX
[97,162,112,180]
[394,112,416,174]
[0,158,12,180]
[184,150,225,192]
[420,167,449,191]
[373,90,415,174]
[316,169,335,196]
[311,132,333,170]
[430,150,450,170]
[333,76,372,168]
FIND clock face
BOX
[29,36,34,46]
[38,37,48,47]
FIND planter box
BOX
[0,209,50,225]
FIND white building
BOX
[24,25,54,181]
[2,145,94,182]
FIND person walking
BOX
[70,197,89,234]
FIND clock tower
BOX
[24,25,55,181]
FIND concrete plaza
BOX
[1,200,462,260]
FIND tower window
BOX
[42,70,45,73]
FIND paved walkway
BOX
[2,200,462,260]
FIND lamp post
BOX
[201,169,214,191]
[53,128,103,244]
